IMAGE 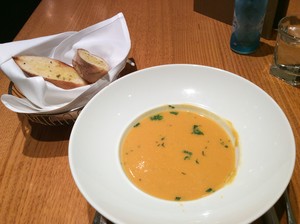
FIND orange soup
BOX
[120,105,238,201]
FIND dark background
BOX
[1,0,41,43]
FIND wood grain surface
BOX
[0,0,299,223]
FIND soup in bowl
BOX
[120,104,239,201]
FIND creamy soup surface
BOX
[120,105,238,201]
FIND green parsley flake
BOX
[175,196,181,201]
[150,114,163,120]
[156,136,166,147]
[220,139,230,148]
[192,125,204,135]
[170,111,179,115]
[133,122,140,127]
[183,150,193,160]
[206,188,214,193]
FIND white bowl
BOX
[69,64,295,224]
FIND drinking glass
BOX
[270,15,300,86]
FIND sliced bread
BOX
[13,55,88,89]
[72,48,109,83]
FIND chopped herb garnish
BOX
[175,196,181,201]
[192,125,204,135]
[206,188,214,193]
[156,136,166,147]
[195,159,199,164]
[183,150,193,160]
[170,111,179,115]
[183,150,192,155]
[220,139,229,148]
[156,143,165,147]
[168,105,175,109]
[133,122,140,127]
[150,114,163,120]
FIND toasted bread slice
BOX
[72,49,109,83]
[13,55,88,89]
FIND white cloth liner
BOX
[0,13,131,114]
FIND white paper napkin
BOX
[0,13,131,114]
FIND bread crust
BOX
[13,56,88,89]
[72,49,109,83]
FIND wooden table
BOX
[0,0,299,223]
